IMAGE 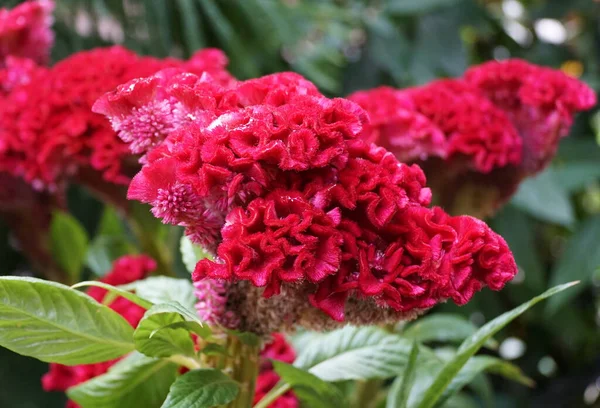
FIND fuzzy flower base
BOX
[350,59,596,217]
[97,70,518,331]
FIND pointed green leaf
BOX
[68,351,178,408]
[161,369,239,408]
[294,326,413,381]
[72,281,153,309]
[387,341,419,408]
[134,305,198,358]
[416,282,578,408]
[436,355,533,406]
[120,277,197,312]
[273,361,346,408]
[0,277,134,364]
[403,314,497,349]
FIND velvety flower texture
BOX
[0,0,54,65]
[465,59,597,173]
[350,59,596,217]
[97,70,517,329]
[42,255,156,408]
[0,46,233,191]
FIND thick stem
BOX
[224,335,260,408]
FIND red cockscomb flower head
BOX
[349,86,447,161]
[42,255,156,407]
[0,46,233,192]
[465,58,596,173]
[97,72,517,332]
[351,62,595,218]
[0,0,54,65]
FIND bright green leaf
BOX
[161,369,239,408]
[387,341,419,408]
[72,281,153,309]
[294,326,413,381]
[0,277,134,364]
[134,306,197,358]
[416,282,578,408]
[121,277,197,312]
[50,211,89,282]
[68,351,178,408]
[273,361,346,408]
[402,314,497,349]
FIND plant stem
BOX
[168,354,202,370]
[223,335,260,408]
[253,382,291,408]
[353,379,384,408]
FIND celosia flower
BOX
[0,46,234,191]
[0,0,54,65]
[101,71,517,331]
[464,58,597,173]
[42,255,156,407]
[350,61,595,217]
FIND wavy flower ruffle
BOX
[0,46,234,191]
[99,71,517,329]
[350,60,596,217]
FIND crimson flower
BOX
[0,0,54,65]
[0,46,233,192]
[98,71,517,330]
[350,60,595,217]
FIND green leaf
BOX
[68,351,178,408]
[175,0,206,52]
[294,326,413,381]
[511,170,575,227]
[386,0,464,14]
[402,314,497,349]
[545,216,600,316]
[0,276,134,364]
[134,305,198,358]
[415,282,578,408]
[50,211,89,282]
[72,281,153,309]
[86,236,135,277]
[437,356,533,404]
[180,235,212,274]
[273,361,346,408]
[387,341,419,408]
[121,277,197,312]
[96,206,127,236]
[161,369,239,408]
